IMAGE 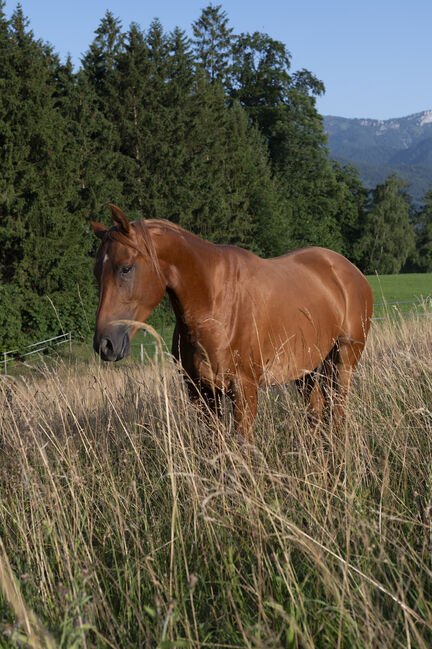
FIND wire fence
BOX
[371,297,432,320]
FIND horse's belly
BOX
[257,330,336,386]
[258,353,321,386]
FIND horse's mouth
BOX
[93,330,130,362]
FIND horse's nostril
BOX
[121,333,130,357]
[100,337,113,355]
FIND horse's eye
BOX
[120,265,133,276]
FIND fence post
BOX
[68,332,72,354]
[140,343,144,365]
[3,351,6,375]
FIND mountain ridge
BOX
[324,110,432,203]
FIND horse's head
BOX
[91,204,166,361]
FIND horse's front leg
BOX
[199,384,224,420]
[185,378,223,423]
[230,377,258,443]
[172,326,223,421]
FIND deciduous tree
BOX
[356,175,415,274]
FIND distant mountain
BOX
[324,111,432,204]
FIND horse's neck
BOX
[151,225,215,324]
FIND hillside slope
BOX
[324,111,432,203]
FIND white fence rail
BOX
[0,332,162,374]
[1,332,72,374]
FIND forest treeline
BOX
[1,3,431,348]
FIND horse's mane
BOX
[144,219,198,241]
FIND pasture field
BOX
[0,314,432,648]
[367,273,432,317]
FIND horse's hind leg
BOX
[325,338,365,426]
[298,336,365,427]
[296,372,325,425]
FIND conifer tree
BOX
[142,19,176,219]
[0,2,23,344]
[157,27,197,221]
[81,10,124,101]
[222,101,287,255]
[104,22,151,216]
[168,27,195,93]
[192,4,233,85]
[178,75,229,239]
[177,80,284,254]
[55,57,114,209]
[0,6,94,346]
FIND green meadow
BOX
[367,272,432,317]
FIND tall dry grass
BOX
[0,315,431,648]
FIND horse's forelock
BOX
[106,221,164,285]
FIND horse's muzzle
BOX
[93,329,130,362]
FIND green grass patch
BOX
[367,272,432,316]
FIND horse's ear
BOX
[92,222,108,240]
[109,203,131,235]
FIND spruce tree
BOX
[177,81,285,254]
[178,75,229,240]
[192,4,233,85]
[0,6,94,346]
[223,101,287,255]
[104,22,152,216]
[142,19,176,219]
[81,10,124,103]
[159,27,197,222]
[0,2,23,344]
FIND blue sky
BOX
[4,0,431,120]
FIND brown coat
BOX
[92,205,373,439]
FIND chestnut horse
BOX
[92,204,373,439]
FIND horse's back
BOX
[268,246,372,321]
